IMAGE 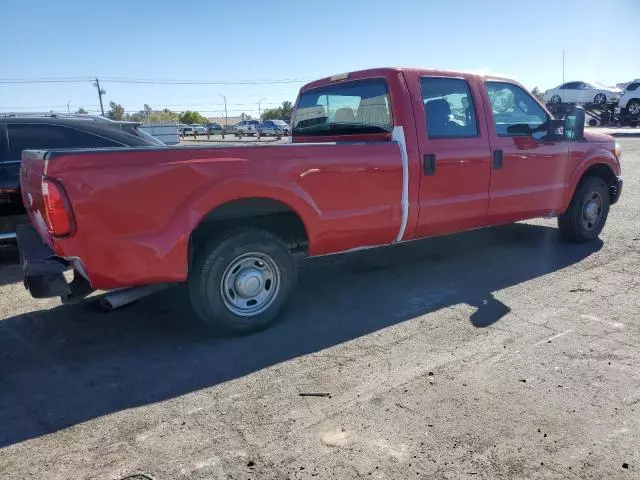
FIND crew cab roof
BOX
[300,67,517,93]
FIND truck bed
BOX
[21,142,404,289]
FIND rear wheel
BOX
[558,176,610,243]
[550,95,562,104]
[188,228,296,334]
[594,93,607,105]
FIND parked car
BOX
[543,81,620,105]
[616,79,640,118]
[179,124,194,135]
[234,120,260,136]
[258,120,284,137]
[16,67,622,335]
[270,119,290,135]
[191,125,208,135]
[206,123,222,134]
[0,114,164,241]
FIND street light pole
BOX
[258,97,266,119]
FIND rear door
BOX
[405,74,492,237]
[481,81,569,222]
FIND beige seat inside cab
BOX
[333,108,356,122]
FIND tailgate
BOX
[20,150,51,244]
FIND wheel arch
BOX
[189,197,311,266]
[563,161,619,212]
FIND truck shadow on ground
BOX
[0,222,602,447]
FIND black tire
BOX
[188,228,296,334]
[550,95,562,104]
[558,176,610,243]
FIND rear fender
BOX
[172,177,322,257]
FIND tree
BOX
[179,110,207,124]
[261,101,294,121]
[106,101,125,120]
[280,101,293,122]
[531,87,544,103]
[261,108,281,121]
[76,107,88,114]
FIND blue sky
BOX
[1,0,638,118]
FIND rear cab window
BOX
[292,78,392,136]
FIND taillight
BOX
[42,177,75,237]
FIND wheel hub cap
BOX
[220,253,281,317]
[582,192,603,230]
[584,201,599,221]
[235,268,263,297]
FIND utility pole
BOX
[218,94,227,125]
[562,50,565,85]
[258,97,266,119]
[93,78,106,116]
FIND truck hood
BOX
[583,130,615,145]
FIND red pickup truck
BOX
[17,67,622,333]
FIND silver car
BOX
[234,120,260,136]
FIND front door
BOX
[410,75,492,238]
[560,82,579,103]
[482,81,570,223]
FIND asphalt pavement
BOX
[0,139,638,480]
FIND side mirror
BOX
[564,107,585,140]
[506,123,532,136]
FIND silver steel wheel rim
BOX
[552,96,561,104]
[582,191,603,231]
[595,94,605,104]
[220,252,280,317]
[629,103,640,115]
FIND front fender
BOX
[561,147,619,210]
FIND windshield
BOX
[292,78,392,135]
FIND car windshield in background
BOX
[292,78,392,135]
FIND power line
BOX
[0,76,313,85]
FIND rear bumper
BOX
[16,224,93,300]
[611,177,623,205]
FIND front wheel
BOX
[550,95,562,104]
[627,100,640,116]
[188,228,296,334]
[558,176,610,243]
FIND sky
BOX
[1,0,638,119]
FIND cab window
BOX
[485,82,548,137]
[420,77,478,138]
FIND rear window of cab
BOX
[292,78,392,135]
